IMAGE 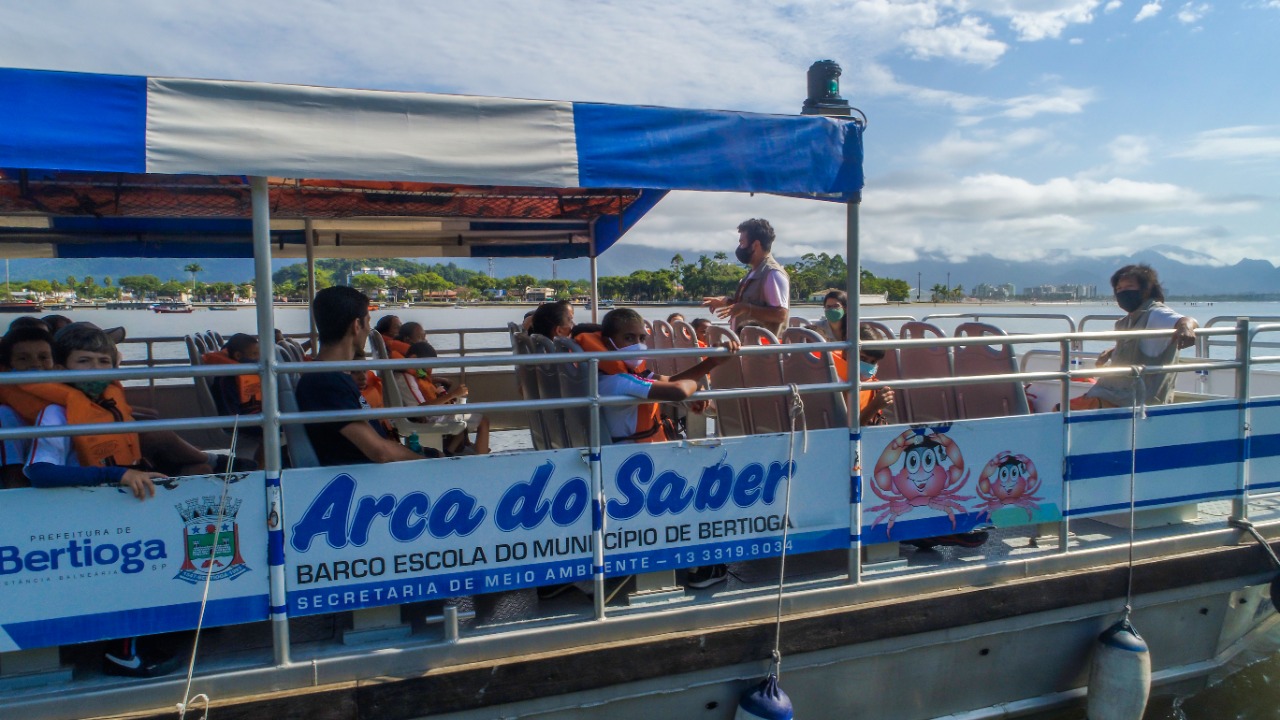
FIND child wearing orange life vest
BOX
[578,308,738,444]
[395,341,490,455]
[15,323,214,492]
[0,325,55,488]
[834,324,895,426]
[375,315,410,358]
[203,334,263,416]
[350,351,395,436]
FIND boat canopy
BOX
[0,67,864,260]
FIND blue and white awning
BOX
[0,67,863,259]
[0,67,863,197]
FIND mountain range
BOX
[5,245,1277,298]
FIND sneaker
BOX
[907,530,990,551]
[685,564,728,589]
[103,651,181,678]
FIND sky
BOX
[1,0,1277,270]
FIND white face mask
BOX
[610,339,648,371]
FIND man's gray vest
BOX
[1084,300,1181,407]
[731,254,788,337]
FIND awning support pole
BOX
[589,226,600,323]
[846,198,863,584]
[305,218,318,350]
[252,177,291,665]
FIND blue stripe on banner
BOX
[1065,488,1241,517]
[572,103,864,196]
[1248,398,1280,410]
[0,69,146,172]
[1064,409,1135,424]
[1250,480,1280,491]
[1067,438,1241,481]
[602,529,847,577]
[288,557,591,616]
[1,594,268,650]
[861,511,986,546]
[1249,433,1280,460]
[268,528,286,567]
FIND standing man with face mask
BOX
[1072,264,1198,410]
[703,218,790,337]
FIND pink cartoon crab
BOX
[974,451,1042,521]
[870,427,971,538]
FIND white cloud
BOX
[1069,37,1085,44]
[918,128,1053,167]
[1173,126,1280,162]
[1105,0,1124,12]
[1000,87,1096,119]
[976,0,1103,41]
[1108,135,1153,167]
[1134,1,1163,21]
[901,15,1008,65]
[1176,2,1212,23]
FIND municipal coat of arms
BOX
[174,496,250,584]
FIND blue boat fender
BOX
[1085,618,1151,720]
[735,674,793,720]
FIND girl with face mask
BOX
[812,289,848,343]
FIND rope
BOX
[770,384,806,679]
[177,418,241,720]
[1123,367,1146,620]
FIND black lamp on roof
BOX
[801,60,853,118]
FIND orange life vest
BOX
[401,370,440,402]
[359,372,395,434]
[2,382,143,467]
[202,350,263,411]
[573,331,665,443]
[382,334,410,359]
[835,352,884,425]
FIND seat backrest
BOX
[649,319,678,377]
[707,325,750,437]
[897,321,957,423]
[532,334,569,450]
[788,317,810,328]
[739,326,787,434]
[669,320,701,374]
[512,333,548,450]
[780,327,849,430]
[953,322,1029,419]
[642,319,653,337]
[276,347,319,468]
[185,335,227,421]
[554,336,607,449]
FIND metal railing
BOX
[7,318,1280,673]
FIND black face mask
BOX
[1115,289,1144,313]
[735,243,754,265]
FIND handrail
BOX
[921,312,1077,333]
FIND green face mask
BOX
[71,380,111,400]
[824,307,845,323]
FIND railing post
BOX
[588,358,606,619]
[251,176,290,665]
[846,199,863,583]
[1058,338,1072,553]
[1233,317,1252,521]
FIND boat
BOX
[0,64,1277,720]
[208,304,238,311]
[151,301,194,313]
[0,300,43,313]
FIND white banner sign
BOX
[598,428,851,575]
[282,450,595,616]
[0,473,269,651]
[860,416,1064,544]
